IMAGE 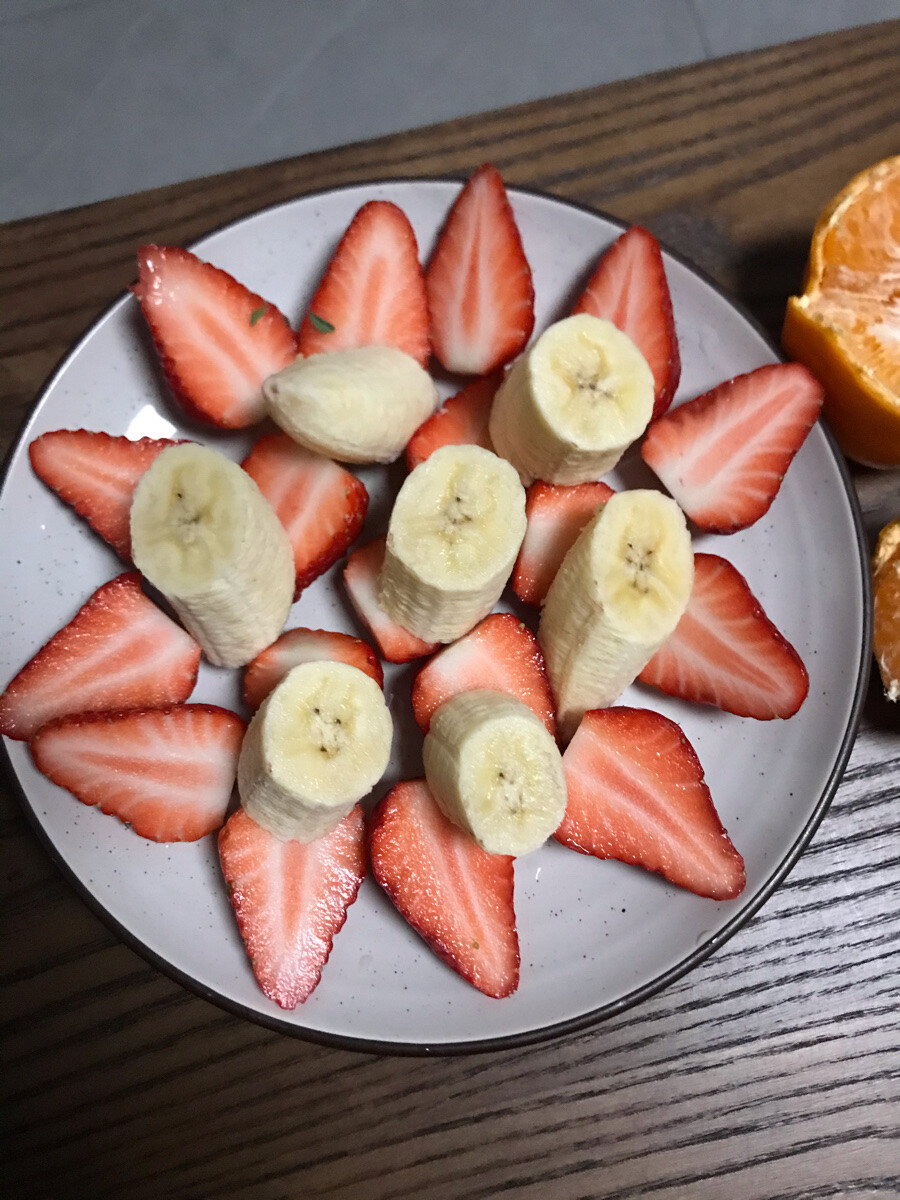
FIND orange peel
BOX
[782,156,900,467]
[873,517,900,702]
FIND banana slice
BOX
[423,689,567,856]
[264,346,439,464]
[539,488,693,739]
[238,660,392,842]
[379,444,527,643]
[130,443,294,668]
[488,313,655,484]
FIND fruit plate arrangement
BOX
[0,179,870,1052]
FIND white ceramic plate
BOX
[0,180,869,1053]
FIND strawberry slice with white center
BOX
[411,612,556,737]
[557,707,745,900]
[219,805,366,1009]
[639,552,809,718]
[241,433,368,600]
[642,362,824,533]
[0,573,201,741]
[29,429,182,561]
[244,627,383,709]
[133,245,297,429]
[426,163,534,375]
[370,779,519,998]
[31,705,245,842]
[512,480,615,606]
[343,536,437,664]
[405,372,501,470]
[573,225,681,420]
[297,201,430,367]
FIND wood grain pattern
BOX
[1,22,899,1200]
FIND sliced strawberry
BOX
[342,536,437,664]
[557,708,745,900]
[573,225,681,419]
[405,372,501,471]
[426,164,534,375]
[411,613,556,737]
[219,805,366,1008]
[133,245,297,429]
[31,705,245,842]
[0,573,200,741]
[512,481,615,606]
[297,201,429,367]
[370,779,518,998]
[241,433,368,600]
[642,362,824,533]
[244,627,383,709]
[639,553,809,719]
[29,430,181,561]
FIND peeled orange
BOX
[873,518,900,703]
[782,156,900,467]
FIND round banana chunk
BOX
[423,689,567,857]
[238,661,393,843]
[539,488,694,740]
[379,444,527,643]
[264,345,439,464]
[489,313,655,484]
[130,443,294,668]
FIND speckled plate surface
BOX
[0,181,869,1053]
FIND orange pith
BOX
[873,518,900,704]
[782,156,900,467]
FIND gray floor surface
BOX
[2,1,898,221]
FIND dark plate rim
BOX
[0,176,873,1057]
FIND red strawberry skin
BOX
[297,201,430,367]
[556,708,745,900]
[411,613,556,737]
[639,553,809,719]
[426,164,534,375]
[343,536,437,664]
[573,225,680,420]
[405,372,501,471]
[244,627,383,709]
[133,245,297,429]
[512,481,614,606]
[29,430,181,561]
[241,433,368,600]
[31,705,245,842]
[370,780,519,998]
[0,573,200,741]
[219,805,366,1009]
[642,362,824,533]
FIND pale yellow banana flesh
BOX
[379,444,527,643]
[130,443,295,668]
[539,489,693,740]
[264,345,438,464]
[423,689,567,857]
[238,661,392,843]
[488,313,655,484]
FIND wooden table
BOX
[2,22,898,1200]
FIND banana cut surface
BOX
[539,488,694,739]
[379,444,527,643]
[130,443,295,668]
[423,689,567,857]
[489,313,654,484]
[238,661,393,843]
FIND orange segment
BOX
[873,518,900,703]
[782,156,900,467]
